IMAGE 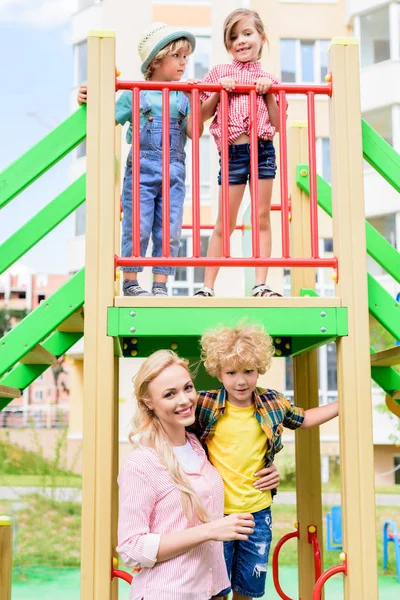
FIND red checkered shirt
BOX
[200,59,284,152]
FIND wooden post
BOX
[329,38,378,599]
[289,123,324,599]
[0,516,12,600]
[81,31,119,600]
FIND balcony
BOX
[360,60,400,112]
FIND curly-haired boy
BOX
[191,322,338,600]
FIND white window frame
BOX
[167,232,211,296]
[280,39,330,85]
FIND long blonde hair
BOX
[223,9,268,59]
[129,350,209,523]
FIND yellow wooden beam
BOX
[57,308,84,333]
[0,385,21,399]
[20,344,56,365]
[386,394,400,418]
[114,296,342,308]
[370,346,400,367]
[0,516,12,600]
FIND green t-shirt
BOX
[115,90,190,144]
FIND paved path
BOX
[1,487,399,505]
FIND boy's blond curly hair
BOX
[200,322,275,378]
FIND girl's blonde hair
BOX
[223,9,268,60]
[145,37,193,80]
[129,350,208,523]
[201,322,275,378]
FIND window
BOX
[363,106,393,146]
[185,35,211,80]
[368,214,397,248]
[75,204,86,236]
[280,39,329,84]
[35,390,43,401]
[77,140,86,159]
[168,234,210,296]
[359,6,390,68]
[317,137,331,183]
[78,0,102,11]
[75,41,88,85]
[37,294,45,303]
[185,135,212,202]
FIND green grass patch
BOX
[0,474,82,488]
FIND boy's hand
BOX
[253,464,280,491]
[77,84,87,106]
[184,79,201,99]
[219,77,236,92]
[254,77,273,94]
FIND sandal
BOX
[252,284,282,298]
[194,286,215,297]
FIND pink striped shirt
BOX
[117,433,230,600]
[201,59,283,152]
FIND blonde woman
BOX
[117,350,256,600]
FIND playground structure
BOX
[0,30,399,600]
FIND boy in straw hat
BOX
[78,23,204,296]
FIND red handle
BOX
[308,526,322,582]
[272,529,299,600]
[111,567,133,585]
[312,557,347,600]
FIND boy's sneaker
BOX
[123,283,152,297]
[152,286,169,297]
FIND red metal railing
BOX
[312,553,347,600]
[308,525,322,582]
[272,528,299,600]
[115,79,335,272]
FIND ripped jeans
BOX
[223,507,272,598]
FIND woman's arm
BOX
[301,400,339,429]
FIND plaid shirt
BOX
[189,386,304,468]
[200,60,285,152]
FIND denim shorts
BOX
[223,507,273,598]
[218,140,277,186]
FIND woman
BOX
[117,350,256,600]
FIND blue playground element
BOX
[326,506,342,551]
[383,520,400,583]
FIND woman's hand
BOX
[253,463,280,491]
[219,77,236,92]
[77,84,87,106]
[207,513,255,542]
[254,77,273,94]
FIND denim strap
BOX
[178,91,189,117]
[139,90,152,114]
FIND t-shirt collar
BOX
[232,59,262,74]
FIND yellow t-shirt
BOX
[206,400,272,514]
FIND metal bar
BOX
[162,88,171,256]
[220,89,230,258]
[181,224,245,230]
[311,560,347,600]
[191,88,201,258]
[116,257,337,268]
[117,80,331,95]
[278,91,290,258]
[249,89,260,258]
[272,530,299,600]
[307,92,319,258]
[132,87,141,256]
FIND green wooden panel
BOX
[370,348,400,399]
[0,332,82,410]
[108,306,347,339]
[368,274,400,341]
[0,107,86,210]
[296,166,400,284]
[362,119,400,193]
[0,175,86,275]
[0,269,85,377]
[291,336,336,356]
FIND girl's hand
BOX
[253,464,280,491]
[184,78,201,98]
[77,84,87,106]
[207,513,255,542]
[219,77,236,92]
[255,77,273,94]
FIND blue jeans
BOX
[121,150,186,275]
[223,507,273,598]
[218,139,277,185]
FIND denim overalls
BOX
[121,91,189,275]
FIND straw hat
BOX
[138,22,196,74]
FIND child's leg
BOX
[200,184,246,292]
[254,178,273,287]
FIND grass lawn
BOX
[0,474,82,488]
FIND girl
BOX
[78,22,203,297]
[195,9,284,298]
[117,350,256,600]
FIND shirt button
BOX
[209,567,213,572]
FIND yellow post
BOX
[289,123,324,599]
[329,38,378,599]
[81,30,119,600]
[0,516,12,600]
